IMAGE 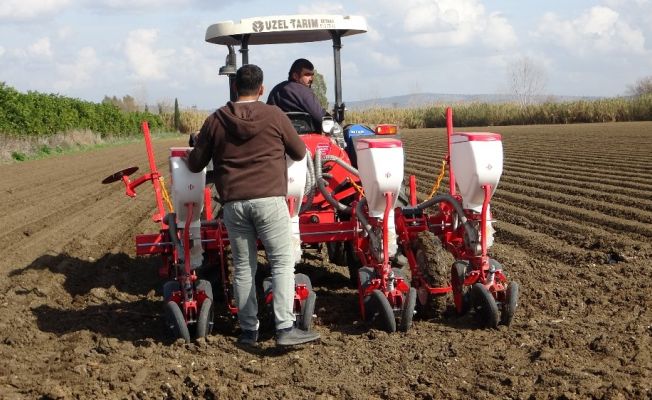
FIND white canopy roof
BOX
[205,14,367,45]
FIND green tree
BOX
[312,70,328,110]
[174,98,181,131]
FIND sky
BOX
[1,0,651,110]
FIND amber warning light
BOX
[375,124,398,135]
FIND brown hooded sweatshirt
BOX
[187,101,306,202]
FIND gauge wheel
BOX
[471,283,499,329]
[369,289,397,333]
[500,281,519,326]
[399,287,417,332]
[195,298,214,339]
[164,301,191,343]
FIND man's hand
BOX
[188,132,199,147]
[181,148,192,167]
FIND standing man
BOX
[186,64,320,347]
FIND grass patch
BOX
[0,129,185,163]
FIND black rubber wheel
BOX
[258,277,275,333]
[326,242,345,265]
[500,282,519,326]
[399,287,417,332]
[345,242,362,288]
[164,301,191,343]
[451,261,470,315]
[471,283,499,329]
[294,273,313,291]
[195,279,213,300]
[357,267,375,320]
[358,267,374,289]
[262,276,273,295]
[369,289,396,333]
[298,291,316,331]
[163,281,180,302]
[195,298,214,339]
[294,273,316,330]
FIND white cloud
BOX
[297,2,346,14]
[58,26,74,40]
[365,0,516,49]
[98,0,190,9]
[369,50,401,69]
[54,46,100,91]
[0,0,72,20]
[0,46,5,58]
[28,37,53,58]
[535,6,646,54]
[124,29,175,80]
[482,12,517,49]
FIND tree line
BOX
[0,83,163,137]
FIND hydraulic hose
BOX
[400,194,479,248]
[300,149,316,213]
[355,198,383,261]
[314,150,353,214]
[164,212,182,251]
[322,154,359,176]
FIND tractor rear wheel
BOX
[414,231,454,287]
[326,241,345,265]
[345,242,362,288]
[413,231,452,317]
[500,282,519,326]
[164,301,191,343]
[471,283,499,329]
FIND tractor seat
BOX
[286,112,317,134]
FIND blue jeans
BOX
[223,196,295,331]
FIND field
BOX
[0,122,650,399]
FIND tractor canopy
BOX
[205,14,368,123]
[205,15,367,45]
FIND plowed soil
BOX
[0,122,650,399]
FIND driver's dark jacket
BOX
[267,80,326,128]
[187,101,306,203]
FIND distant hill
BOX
[343,93,601,110]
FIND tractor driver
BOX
[185,64,320,347]
[267,58,346,147]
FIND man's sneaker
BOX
[237,330,258,346]
[276,327,320,347]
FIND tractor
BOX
[103,14,519,342]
